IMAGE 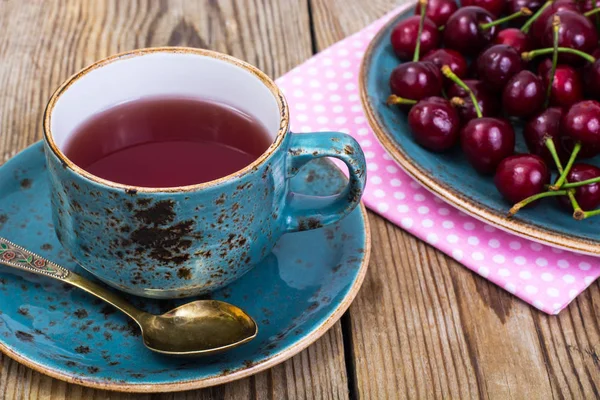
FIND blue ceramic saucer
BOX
[360,3,600,255]
[0,142,370,392]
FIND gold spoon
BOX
[0,237,257,356]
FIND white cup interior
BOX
[49,50,282,151]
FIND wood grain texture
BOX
[0,0,349,399]
[309,1,600,398]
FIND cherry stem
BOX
[386,94,418,106]
[438,25,445,31]
[545,15,560,109]
[568,191,584,219]
[576,208,600,220]
[413,0,428,62]
[522,48,595,63]
[521,0,552,33]
[508,190,570,216]
[450,97,465,107]
[561,177,600,189]
[544,138,583,215]
[441,65,482,118]
[550,142,581,190]
[584,7,600,17]
[480,8,532,30]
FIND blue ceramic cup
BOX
[42,47,366,299]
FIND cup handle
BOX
[282,131,366,233]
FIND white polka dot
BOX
[541,273,554,282]
[464,222,475,231]
[340,60,351,68]
[393,191,405,200]
[519,271,532,280]
[313,104,325,112]
[401,217,413,228]
[551,247,564,254]
[308,67,318,75]
[478,266,490,277]
[329,94,341,102]
[447,234,458,243]
[442,221,454,229]
[374,189,385,198]
[342,71,353,79]
[579,262,591,271]
[297,114,308,122]
[371,175,382,185]
[410,181,421,189]
[493,255,505,264]
[345,83,357,91]
[351,105,362,112]
[418,206,429,214]
[359,140,371,148]
[325,69,336,78]
[533,300,544,310]
[309,80,321,88]
[452,249,463,260]
[390,179,402,187]
[472,252,484,261]
[433,197,443,204]
[397,204,409,213]
[386,165,398,174]
[357,128,369,136]
[467,236,479,246]
[569,289,578,298]
[364,151,375,159]
[323,58,333,65]
[327,82,339,91]
[488,239,500,248]
[332,105,344,113]
[483,225,496,233]
[536,258,548,267]
[335,116,347,125]
[505,283,516,293]
[498,268,510,277]
[382,153,392,160]
[300,126,312,133]
[438,208,450,216]
[514,256,526,265]
[427,233,439,244]
[367,162,378,171]
[337,48,349,56]
[295,103,307,110]
[584,276,595,285]
[377,202,389,213]
[422,219,433,228]
[509,241,522,250]
[355,50,365,58]
[354,116,365,124]
[530,243,543,251]
[563,274,575,284]
[525,285,538,294]
[293,89,304,97]
[316,116,328,124]
[552,303,562,312]
[558,259,570,269]
[547,288,560,297]
[414,194,426,202]
[292,76,303,84]
[312,93,324,101]
[352,40,363,47]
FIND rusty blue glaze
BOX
[0,142,369,391]
[44,128,365,298]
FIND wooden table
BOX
[1,1,599,398]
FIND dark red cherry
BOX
[523,107,567,164]
[389,61,443,103]
[502,70,544,118]
[507,0,543,21]
[529,0,579,46]
[390,16,440,61]
[583,60,600,100]
[561,100,600,148]
[461,117,516,174]
[544,65,583,109]
[415,0,459,26]
[537,58,553,77]
[422,48,468,80]
[443,6,497,56]
[476,44,524,90]
[408,97,460,151]
[494,28,531,54]
[541,10,598,66]
[559,164,600,210]
[495,155,550,204]
[462,0,505,16]
[580,0,600,15]
[447,79,500,123]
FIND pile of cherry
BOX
[387,0,600,220]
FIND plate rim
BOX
[0,142,372,393]
[359,1,600,256]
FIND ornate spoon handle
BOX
[0,237,70,279]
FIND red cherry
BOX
[408,97,461,151]
[583,59,600,100]
[443,6,497,56]
[558,164,600,210]
[461,117,516,174]
[389,61,443,102]
[447,79,500,123]
[422,48,468,80]
[540,10,598,66]
[502,70,544,118]
[529,0,579,46]
[475,44,524,90]
[523,107,567,165]
[494,28,531,54]
[544,65,583,109]
[415,0,459,26]
[390,16,440,61]
[561,100,600,148]
[507,0,543,19]
[462,0,505,16]
[495,155,550,204]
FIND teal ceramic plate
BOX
[360,3,600,255]
[0,142,370,392]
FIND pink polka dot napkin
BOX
[275,7,599,315]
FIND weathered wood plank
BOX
[0,0,350,398]
[309,0,600,398]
